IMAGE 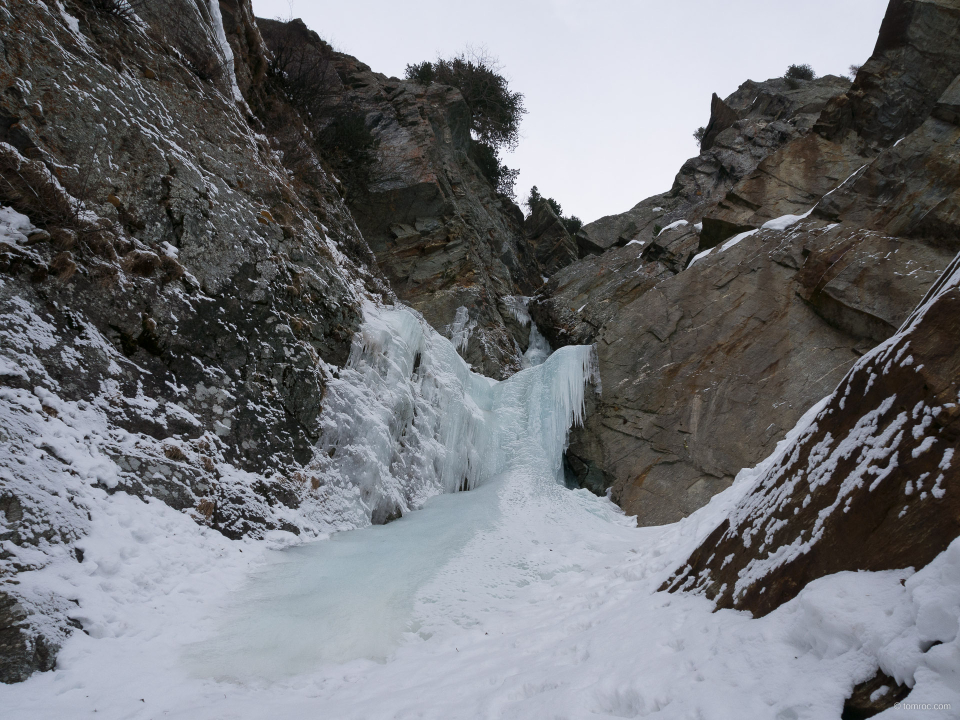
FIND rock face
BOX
[523,201,580,277]
[579,75,851,252]
[816,0,960,148]
[532,0,960,529]
[0,0,387,682]
[662,252,960,618]
[256,20,570,379]
[548,221,951,526]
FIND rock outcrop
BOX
[579,74,851,252]
[532,0,960,529]
[550,221,951,525]
[256,19,565,379]
[815,0,960,148]
[662,250,960,618]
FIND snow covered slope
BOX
[1,318,958,718]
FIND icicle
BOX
[503,295,532,327]
[445,306,476,352]
[312,301,600,527]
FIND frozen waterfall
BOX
[187,301,605,678]
[312,301,599,526]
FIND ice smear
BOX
[522,322,552,369]
[206,0,244,105]
[761,207,814,231]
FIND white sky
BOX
[251,0,889,224]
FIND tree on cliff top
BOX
[525,186,583,236]
[406,49,525,199]
[405,49,526,152]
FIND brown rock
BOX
[662,252,960,618]
[702,132,868,243]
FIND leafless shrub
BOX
[122,249,161,276]
[90,261,120,287]
[50,228,77,251]
[78,0,150,23]
[50,252,78,281]
[0,144,76,226]
[163,444,187,462]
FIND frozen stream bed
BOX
[3,304,959,719]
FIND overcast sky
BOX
[250,0,889,224]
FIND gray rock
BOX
[0,0,377,680]
[562,221,949,526]
[524,201,579,277]
[0,592,57,684]
[815,0,960,147]
[582,75,851,251]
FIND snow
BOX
[761,208,814,231]
[0,204,36,245]
[659,219,689,233]
[686,225,760,269]
[684,210,810,270]
[2,299,958,718]
[687,246,714,268]
[721,228,759,250]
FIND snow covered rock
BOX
[0,0,388,681]
[663,251,960,619]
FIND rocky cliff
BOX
[0,0,394,682]
[532,0,960,529]
[255,19,585,379]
